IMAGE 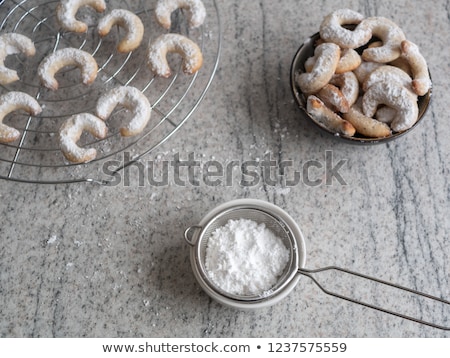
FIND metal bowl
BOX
[290,32,432,144]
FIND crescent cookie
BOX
[0,92,42,143]
[360,17,406,63]
[319,9,372,49]
[296,42,340,95]
[304,48,361,74]
[343,100,391,138]
[307,95,356,136]
[155,0,206,29]
[362,81,419,132]
[37,48,98,90]
[0,33,36,85]
[59,113,107,163]
[147,33,203,77]
[56,0,106,33]
[98,9,144,53]
[400,40,431,96]
[95,86,152,137]
[329,72,360,108]
[316,84,350,113]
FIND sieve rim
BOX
[186,198,307,309]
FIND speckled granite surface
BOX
[0,0,449,338]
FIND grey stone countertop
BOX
[0,0,449,338]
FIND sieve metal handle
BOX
[298,266,450,331]
[184,225,203,246]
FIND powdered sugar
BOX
[205,218,290,296]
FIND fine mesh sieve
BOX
[184,199,450,330]
[185,199,307,309]
[193,207,299,302]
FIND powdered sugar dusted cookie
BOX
[343,100,391,138]
[37,48,98,90]
[319,9,372,49]
[316,84,350,113]
[95,86,151,137]
[307,95,356,136]
[56,0,106,33]
[296,42,340,95]
[400,40,431,96]
[155,0,206,29]
[59,113,107,163]
[147,33,203,77]
[98,9,144,53]
[360,16,406,63]
[0,91,42,143]
[304,48,361,74]
[0,33,36,85]
[362,81,419,132]
[329,72,360,108]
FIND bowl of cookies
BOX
[290,9,432,144]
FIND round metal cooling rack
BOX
[0,0,221,184]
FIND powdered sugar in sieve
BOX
[204,218,290,296]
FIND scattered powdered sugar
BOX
[205,218,290,296]
[47,234,59,245]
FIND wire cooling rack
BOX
[0,0,221,184]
